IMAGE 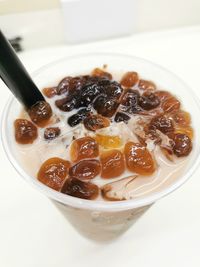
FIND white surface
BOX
[1,26,200,266]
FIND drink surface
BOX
[13,67,193,201]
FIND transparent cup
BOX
[2,53,200,242]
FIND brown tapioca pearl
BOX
[70,136,99,162]
[83,114,110,131]
[154,91,172,102]
[67,113,84,127]
[119,89,143,114]
[91,68,112,80]
[68,108,91,127]
[55,96,77,112]
[154,90,180,113]
[42,87,58,98]
[57,76,87,95]
[139,91,160,110]
[78,83,103,107]
[100,149,125,179]
[120,72,139,87]
[161,96,180,113]
[69,159,101,180]
[61,177,99,200]
[37,157,71,191]
[14,119,38,144]
[172,133,192,157]
[175,126,193,139]
[138,79,156,91]
[120,89,140,107]
[114,112,130,123]
[57,76,73,95]
[44,127,61,140]
[124,104,144,115]
[124,142,155,175]
[103,81,123,99]
[93,96,119,117]
[172,110,191,127]
[149,115,174,135]
[28,101,53,127]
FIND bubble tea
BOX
[13,67,194,240]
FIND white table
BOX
[1,26,200,267]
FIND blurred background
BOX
[1,0,200,51]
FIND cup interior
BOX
[2,53,200,212]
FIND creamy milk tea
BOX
[13,67,193,201]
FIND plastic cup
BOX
[2,53,200,241]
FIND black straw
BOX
[0,29,45,109]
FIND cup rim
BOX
[2,52,200,212]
